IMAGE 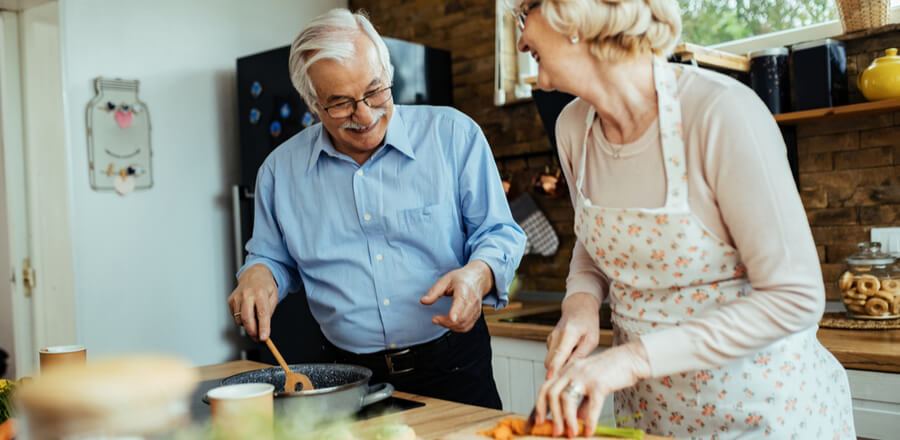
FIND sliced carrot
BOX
[476,426,497,437]
[530,421,554,436]
[0,418,16,440]
[506,417,527,435]
[477,416,585,439]
[494,425,514,440]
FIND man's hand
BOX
[420,260,494,332]
[227,264,279,341]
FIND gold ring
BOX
[233,312,241,317]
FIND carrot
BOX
[506,417,526,435]
[529,420,585,436]
[493,425,514,440]
[0,418,15,440]
[478,417,585,438]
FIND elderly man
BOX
[228,9,525,409]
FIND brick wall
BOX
[350,0,900,299]
[349,0,573,293]
[802,24,900,300]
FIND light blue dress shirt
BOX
[239,105,526,354]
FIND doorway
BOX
[0,8,35,380]
[0,0,76,379]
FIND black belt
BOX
[332,331,454,376]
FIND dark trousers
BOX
[330,315,502,409]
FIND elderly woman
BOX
[515,0,855,438]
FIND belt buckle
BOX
[384,348,414,375]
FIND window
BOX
[683,0,900,47]
[679,0,839,46]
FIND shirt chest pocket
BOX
[398,203,441,228]
[391,202,458,270]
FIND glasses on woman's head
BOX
[321,85,394,119]
[513,1,541,30]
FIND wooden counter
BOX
[486,302,900,373]
[197,360,666,439]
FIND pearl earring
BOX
[570,35,579,44]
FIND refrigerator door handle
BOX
[231,184,244,273]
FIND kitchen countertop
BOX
[197,360,667,439]
[485,301,900,374]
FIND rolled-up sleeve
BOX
[237,163,302,301]
[455,120,527,309]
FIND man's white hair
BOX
[288,9,394,111]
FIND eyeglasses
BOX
[320,85,393,119]
[513,1,541,31]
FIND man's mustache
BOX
[340,107,387,130]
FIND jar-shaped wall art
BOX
[86,77,152,195]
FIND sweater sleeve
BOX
[556,101,610,302]
[640,83,826,376]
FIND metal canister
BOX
[791,39,847,110]
[749,47,790,114]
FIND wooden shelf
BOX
[673,43,750,72]
[775,98,900,125]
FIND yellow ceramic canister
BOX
[857,48,900,101]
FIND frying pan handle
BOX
[361,382,394,407]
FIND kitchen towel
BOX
[510,193,559,257]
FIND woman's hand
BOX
[545,292,602,378]
[535,342,651,438]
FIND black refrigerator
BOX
[232,38,453,363]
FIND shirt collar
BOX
[383,108,415,160]
[306,108,415,173]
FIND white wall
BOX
[59,0,346,365]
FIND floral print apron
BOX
[572,57,855,439]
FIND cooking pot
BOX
[216,364,393,420]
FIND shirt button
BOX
[376,254,383,261]
[389,344,397,349]
[356,169,363,176]
[383,299,390,306]
[364,214,372,221]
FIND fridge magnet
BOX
[301,111,316,128]
[280,103,291,118]
[269,120,282,138]
[250,81,263,98]
[249,108,261,124]
[86,77,152,195]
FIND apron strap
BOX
[577,57,689,211]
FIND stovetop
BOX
[189,378,424,422]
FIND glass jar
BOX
[839,242,900,319]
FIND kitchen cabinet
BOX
[846,369,900,440]
[490,336,614,418]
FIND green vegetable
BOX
[593,412,644,439]
[0,379,16,423]
[594,425,644,439]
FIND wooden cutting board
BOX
[434,415,667,440]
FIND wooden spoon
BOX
[265,338,314,392]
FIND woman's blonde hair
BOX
[541,0,682,61]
